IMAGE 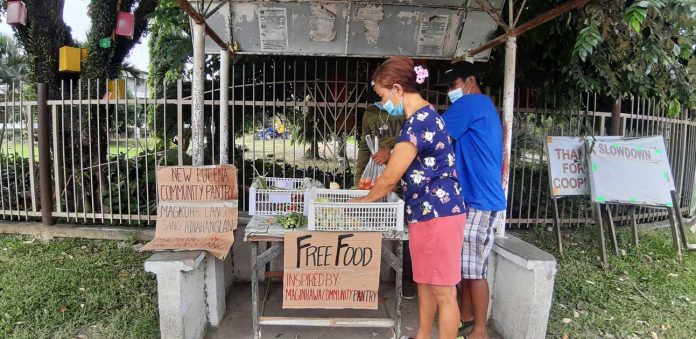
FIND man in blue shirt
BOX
[438,62,507,339]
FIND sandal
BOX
[457,319,474,336]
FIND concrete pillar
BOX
[499,36,517,238]
[488,235,557,339]
[205,252,226,327]
[144,251,207,339]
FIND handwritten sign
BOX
[546,136,620,197]
[141,202,238,259]
[546,137,589,197]
[587,136,675,207]
[283,232,382,310]
[141,165,239,260]
[157,165,238,202]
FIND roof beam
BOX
[178,0,236,56]
[457,0,590,61]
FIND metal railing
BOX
[0,59,694,229]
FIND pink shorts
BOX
[408,214,466,286]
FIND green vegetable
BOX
[276,212,308,229]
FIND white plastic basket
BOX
[307,189,405,232]
[249,177,323,216]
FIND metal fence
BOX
[0,58,695,228]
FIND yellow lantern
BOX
[59,46,81,73]
[107,79,127,100]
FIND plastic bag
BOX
[359,135,385,190]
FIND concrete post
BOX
[219,49,230,165]
[499,36,517,238]
[144,251,207,339]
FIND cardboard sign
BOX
[283,232,382,310]
[546,137,589,197]
[546,136,620,197]
[157,165,238,202]
[587,136,675,207]
[142,165,239,260]
[141,202,238,259]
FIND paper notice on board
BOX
[356,6,384,45]
[417,15,449,56]
[258,7,288,51]
[309,4,337,42]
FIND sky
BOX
[1,0,150,72]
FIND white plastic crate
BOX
[307,189,405,232]
[249,177,323,216]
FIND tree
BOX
[0,33,29,84]
[148,0,192,85]
[486,0,696,117]
[0,0,159,215]
[570,1,696,116]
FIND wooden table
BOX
[244,215,408,339]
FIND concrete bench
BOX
[488,234,558,339]
[145,251,230,339]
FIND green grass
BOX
[515,227,696,339]
[0,235,159,339]
[0,139,156,159]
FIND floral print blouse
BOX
[397,105,466,223]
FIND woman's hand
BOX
[347,197,365,203]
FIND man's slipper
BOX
[459,319,475,331]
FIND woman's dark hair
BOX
[372,56,420,93]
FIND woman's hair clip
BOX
[414,66,429,84]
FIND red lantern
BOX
[114,11,135,38]
[7,1,27,27]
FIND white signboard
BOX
[586,136,675,207]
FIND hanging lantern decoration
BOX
[107,79,127,100]
[59,46,81,73]
[99,37,112,49]
[114,11,135,38]
[7,1,27,27]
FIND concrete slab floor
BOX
[207,283,501,339]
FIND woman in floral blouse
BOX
[350,56,466,339]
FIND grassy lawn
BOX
[0,139,156,159]
[515,226,696,339]
[0,235,159,339]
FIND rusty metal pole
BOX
[610,97,622,136]
[37,83,54,225]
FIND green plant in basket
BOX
[276,212,307,229]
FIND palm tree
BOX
[0,33,29,84]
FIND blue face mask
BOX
[380,89,405,117]
[448,87,464,103]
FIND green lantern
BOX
[99,37,112,48]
